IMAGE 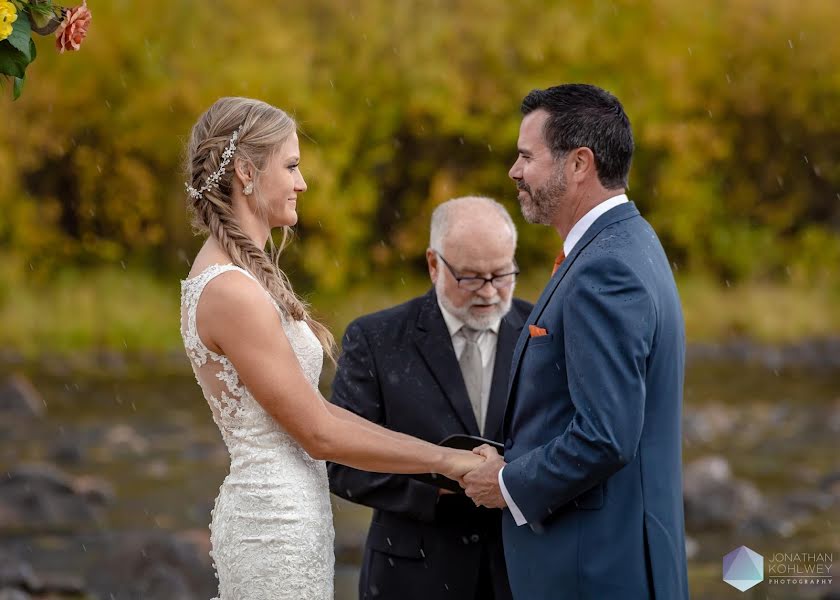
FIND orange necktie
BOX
[551,251,566,276]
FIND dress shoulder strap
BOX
[181,264,260,364]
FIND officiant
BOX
[328,196,532,600]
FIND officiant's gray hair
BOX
[429,196,518,250]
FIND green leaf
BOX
[0,41,29,78]
[7,11,32,61]
[12,74,24,100]
[29,1,58,23]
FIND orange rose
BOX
[55,1,91,53]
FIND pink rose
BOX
[55,1,91,53]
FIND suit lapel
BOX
[504,202,642,427]
[484,308,524,441]
[413,290,481,436]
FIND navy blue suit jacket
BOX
[501,202,689,599]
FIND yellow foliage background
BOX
[2,0,839,294]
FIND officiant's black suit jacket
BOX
[328,287,532,600]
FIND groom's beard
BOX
[518,168,567,225]
[436,276,514,330]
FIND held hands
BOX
[440,447,486,481]
[460,445,507,509]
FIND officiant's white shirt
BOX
[500,193,629,526]
[437,298,501,435]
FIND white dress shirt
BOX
[437,299,501,434]
[499,193,629,526]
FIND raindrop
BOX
[487,144,493,152]
[803,155,809,164]
[725,73,732,84]
[387,557,395,567]
[687,47,693,56]
[788,39,793,49]
[725,280,730,288]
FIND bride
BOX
[179,97,484,599]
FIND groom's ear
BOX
[570,147,596,182]
[426,248,439,283]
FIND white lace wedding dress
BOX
[180,263,334,599]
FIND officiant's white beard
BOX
[436,276,514,330]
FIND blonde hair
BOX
[185,96,336,363]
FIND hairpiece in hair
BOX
[185,125,243,199]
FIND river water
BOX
[1,360,837,599]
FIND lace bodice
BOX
[180,264,323,458]
[179,263,334,599]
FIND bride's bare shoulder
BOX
[199,268,270,314]
[194,268,279,354]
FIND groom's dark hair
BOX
[521,84,633,190]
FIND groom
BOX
[462,84,690,599]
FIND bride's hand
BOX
[439,448,485,481]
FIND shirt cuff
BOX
[499,466,528,526]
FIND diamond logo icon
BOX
[723,546,764,592]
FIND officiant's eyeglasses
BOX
[434,251,519,291]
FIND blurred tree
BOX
[1,0,838,290]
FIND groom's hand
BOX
[461,445,507,509]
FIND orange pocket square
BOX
[529,325,548,338]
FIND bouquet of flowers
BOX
[0,0,91,99]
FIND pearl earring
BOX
[243,182,254,195]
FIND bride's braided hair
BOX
[184,97,336,363]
